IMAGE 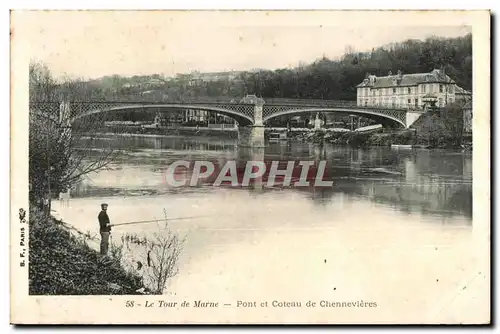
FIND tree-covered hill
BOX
[31,33,472,102]
[244,33,472,100]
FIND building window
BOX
[407,98,411,104]
[439,98,443,107]
[449,85,454,93]
[422,85,426,93]
[414,98,418,106]
[392,88,396,94]
[439,84,444,93]
[408,87,411,94]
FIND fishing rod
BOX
[110,215,213,227]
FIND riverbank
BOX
[285,111,472,149]
[288,128,471,149]
[29,206,146,295]
[96,125,239,139]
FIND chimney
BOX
[440,66,446,80]
[397,70,402,78]
[368,75,376,85]
[388,70,392,76]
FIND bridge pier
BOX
[238,98,266,147]
[60,100,73,140]
[238,125,265,148]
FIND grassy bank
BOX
[29,207,145,295]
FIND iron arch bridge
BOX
[29,100,413,129]
[262,105,407,128]
[30,101,256,126]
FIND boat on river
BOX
[391,144,413,149]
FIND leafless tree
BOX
[29,60,116,206]
[29,61,58,102]
[143,229,184,294]
[138,219,185,294]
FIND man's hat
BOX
[101,203,108,207]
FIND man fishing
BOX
[98,203,112,256]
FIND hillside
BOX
[29,207,145,295]
[33,33,472,103]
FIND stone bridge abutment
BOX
[237,99,266,148]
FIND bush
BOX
[141,230,185,295]
[411,106,465,148]
[121,215,185,295]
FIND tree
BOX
[413,103,465,148]
[29,61,116,208]
[439,103,465,147]
[29,61,58,102]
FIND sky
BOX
[13,11,472,80]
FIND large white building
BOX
[356,69,471,110]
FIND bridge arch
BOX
[71,104,255,126]
[263,107,407,128]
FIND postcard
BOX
[10,9,490,324]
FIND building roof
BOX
[454,84,472,95]
[356,69,456,88]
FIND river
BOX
[52,134,477,323]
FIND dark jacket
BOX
[98,210,111,232]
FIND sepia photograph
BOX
[10,10,490,324]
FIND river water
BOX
[53,134,478,322]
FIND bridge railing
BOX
[29,98,416,115]
[264,97,357,106]
[30,98,242,105]
[264,98,411,111]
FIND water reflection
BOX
[76,134,472,221]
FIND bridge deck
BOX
[29,99,417,128]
